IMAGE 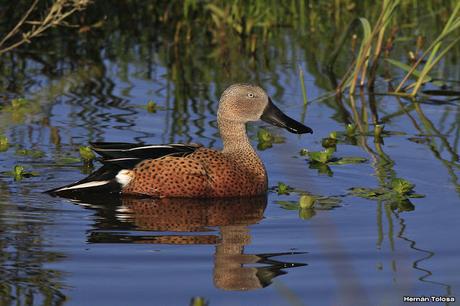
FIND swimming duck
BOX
[48,84,312,198]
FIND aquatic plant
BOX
[335,0,400,96]
[79,146,96,163]
[335,0,460,97]
[276,182,293,195]
[15,148,46,159]
[256,128,285,150]
[276,192,341,220]
[350,177,424,212]
[0,135,9,152]
[2,165,39,181]
[190,296,208,306]
[146,100,158,113]
[298,66,308,107]
[392,2,460,96]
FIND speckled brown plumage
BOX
[122,147,267,197]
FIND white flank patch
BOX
[116,169,134,187]
[56,180,110,191]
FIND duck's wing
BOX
[46,142,202,198]
[90,142,202,168]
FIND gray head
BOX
[217,84,313,134]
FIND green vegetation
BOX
[79,146,96,163]
[2,165,39,181]
[350,178,424,212]
[257,128,285,150]
[276,191,341,220]
[146,100,158,113]
[0,135,9,152]
[190,297,208,306]
[15,148,46,159]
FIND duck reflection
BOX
[70,194,306,291]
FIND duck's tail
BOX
[45,165,133,198]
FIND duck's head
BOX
[217,84,313,134]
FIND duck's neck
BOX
[218,116,266,178]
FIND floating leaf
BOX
[299,194,315,208]
[79,146,96,162]
[299,148,309,156]
[58,157,81,164]
[299,208,316,220]
[390,178,414,195]
[321,137,337,148]
[346,123,356,136]
[15,148,45,158]
[190,297,208,306]
[13,165,25,180]
[307,149,333,163]
[2,165,39,181]
[257,128,272,143]
[146,100,158,113]
[277,182,292,195]
[329,156,367,165]
[257,128,285,150]
[0,135,9,152]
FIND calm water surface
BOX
[1,4,460,306]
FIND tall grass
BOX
[335,0,400,96]
[392,1,460,96]
[336,0,460,98]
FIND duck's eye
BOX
[247,93,255,98]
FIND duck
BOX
[47,84,312,198]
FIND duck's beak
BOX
[260,98,313,134]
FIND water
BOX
[1,2,460,306]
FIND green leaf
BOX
[146,100,158,113]
[321,137,337,148]
[299,148,308,156]
[390,178,414,195]
[277,182,292,195]
[58,157,81,164]
[15,148,45,158]
[0,135,9,152]
[79,146,96,162]
[299,194,315,208]
[257,128,273,142]
[385,58,431,82]
[330,156,367,165]
[299,208,316,220]
[308,149,333,163]
[346,123,356,136]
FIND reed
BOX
[392,2,460,96]
[337,0,400,97]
